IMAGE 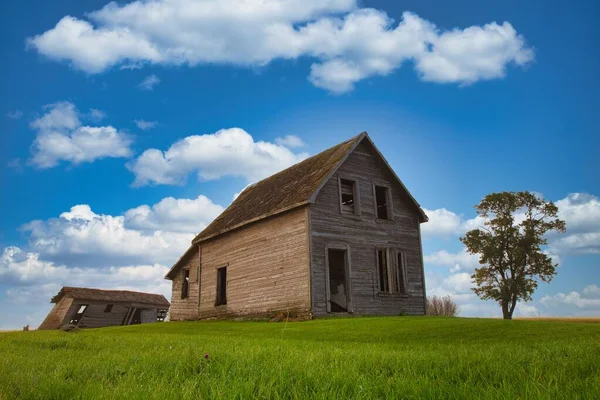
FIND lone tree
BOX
[460,191,566,319]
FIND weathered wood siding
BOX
[53,301,165,328]
[310,139,426,316]
[197,207,311,319]
[169,248,201,320]
[38,297,74,330]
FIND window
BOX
[377,248,389,293]
[395,251,408,294]
[377,248,409,294]
[181,269,190,299]
[69,304,88,325]
[157,309,168,322]
[375,185,390,219]
[216,266,227,306]
[104,304,113,313]
[340,178,358,215]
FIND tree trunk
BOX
[500,298,517,320]
[501,300,514,320]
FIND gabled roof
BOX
[51,286,170,307]
[166,131,428,279]
[191,132,367,244]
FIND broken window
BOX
[396,251,408,294]
[157,309,168,322]
[69,304,88,325]
[375,185,390,219]
[377,249,390,293]
[181,269,190,299]
[104,304,113,313]
[328,248,348,312]
[340,178,357,214]
[216,266,227,306]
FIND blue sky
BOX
[1,0,599,328]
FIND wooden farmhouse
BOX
[166,132,428,320]
[38,287,170,330]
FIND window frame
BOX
[104,304,114,313]
[376,247,409,296]
[373,184,393,221]
[181,269,190,299]
[215,266,228,306]
[338,175,361,216]
[376,247,391,293]
[395,250,409,295]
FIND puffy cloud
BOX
[1,246,69,283]
[27,1,533,93]
[416,21,533,84]
[134,119,158,130]
[29,101,133,168]
[138,74,160,90]
[21,193,223,267]
[540,285,600,311]
[548,193,600,254]
[421,208,464,237]
[124,195,224,233]
[127,127,308,186]
[22,204,190,267]
[275,135,305,148]
[424,249,480,272]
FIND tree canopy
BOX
[460,191,566,319]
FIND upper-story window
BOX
[374,185,391,220]
[339,178,360,215]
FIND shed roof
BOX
[50,286,170,307]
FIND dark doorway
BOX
[327,249,348,312]
[130,308,142,325]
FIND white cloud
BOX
[27,1,533,93]
[275,135,305,148]
[138,74,160,90]
[5,110,23,119]
[126,127,308,187]
[135,119,158,130]
[29,101,133,168]
[20,196,219,267]
[124,195,224,233]
[415,21,533,84]
[540,285,600,310]
[88,108,106,121]
[424,248,480,272]
[421,207,464,237]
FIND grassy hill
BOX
[1,317,599,399]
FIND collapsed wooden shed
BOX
[38,287,170,330]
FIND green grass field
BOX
[1,317,599,399]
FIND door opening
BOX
[327,248,349,312]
